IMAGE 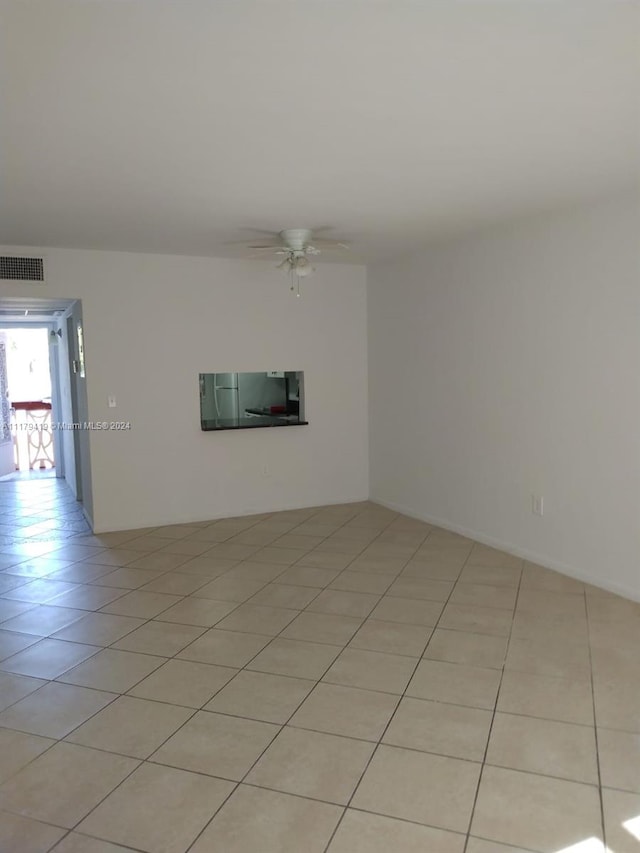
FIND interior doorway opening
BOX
[3,327,55,474]
[0,296,93,534]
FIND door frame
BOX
[66,313,82,500]
[0,331,14,477]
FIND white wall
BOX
[368,194,640,600]
[0,250,369,531]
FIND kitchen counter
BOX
[201,416,308,431]
[244,407,298,418]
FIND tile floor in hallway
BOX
[0,475,91,545]
[0,500,638,853]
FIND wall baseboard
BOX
[95,488,639,605]
[371,496,640,604]
[79,502,94,533]
[94,494,371,535]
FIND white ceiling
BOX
[0,1,638,263]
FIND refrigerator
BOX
[210,372,240,420]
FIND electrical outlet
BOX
[261,464,270,477]
[107,395,117,408]
[532,494,544,516]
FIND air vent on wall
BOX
[0,256,45,282]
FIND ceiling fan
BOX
[238,228,350,279]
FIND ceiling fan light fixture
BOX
[294,256,314,277]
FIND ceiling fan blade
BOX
[308,240,350,249]
[247,250,290,260]
[250,247,295,255]
[226,228,281,240]
[223,238,281,247]
[307,226,334,234]
[248,244,282,250]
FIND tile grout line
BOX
[461,552,524,853]
[319,519,463,853]
[583,590,608,851]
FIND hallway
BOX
[0,476,90,547]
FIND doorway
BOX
[0,297,93,541]
[1,327,55,477]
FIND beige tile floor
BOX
[0,501,638,852]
